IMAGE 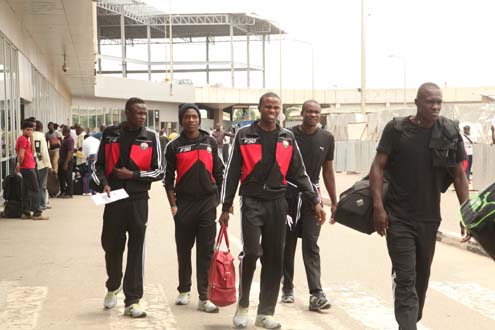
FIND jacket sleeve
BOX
[134,131,164,183]
[220,130,242,212]
[163,140,176,192]
[286,136,319,206]
[210,137,225,192]
[92,131,109,188]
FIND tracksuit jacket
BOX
[92,124,164,193]
[163,129,224,199]
[221,120,318,210]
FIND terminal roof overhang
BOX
[97,7,287,40]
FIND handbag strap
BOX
[215,224,230,251]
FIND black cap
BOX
[178,103,201,126]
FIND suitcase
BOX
[3,173,23,201]
[2,200,22,218]
[47,171,59,196]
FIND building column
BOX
[213,107,223,126]
[247,34,250,88]
[230,23,235,87]
[147,20,151,80]
[262,34,266,88]
[206,37,210,84]
[120,7,126,78]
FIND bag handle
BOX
[215,224,230,251]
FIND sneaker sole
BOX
[309,302,331,312]
[199,307,220,313]
[254,321,282,329]
[125,312,147,318]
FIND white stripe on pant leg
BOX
[0,286,47,330]
[109,284,177,330]
[324,282,431,330]
[430,281,495,321]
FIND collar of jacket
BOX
[179,128,210,142]
[107,122,149,139]
[245,120,286,136]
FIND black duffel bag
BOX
[460,182,495,261]
[334,175,388,235]
[3,173,23,201]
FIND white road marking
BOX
[324,282,431,330]
[109,284,177,330]
[430,281,495,321]
[248,282,349,330]
[0,285,48,330]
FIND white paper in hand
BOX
[91,189,129,205]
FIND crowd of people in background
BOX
[11,118,105,220]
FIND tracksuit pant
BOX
[386,215,440,330]
[283,200,322,295]
[238,196,288,316]
[174,195,217,301]
[102,198,148,307]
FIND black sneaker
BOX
[309,292,331,311]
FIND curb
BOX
[322,196,488,258]
[436,230,488,257]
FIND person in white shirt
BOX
[462,125,475,180]
[82,134,100,195]
[33,120,52,210]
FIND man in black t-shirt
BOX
[370,83,469,330]
[281,100,337,311]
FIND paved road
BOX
[1,182,494,330]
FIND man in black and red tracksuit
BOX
[92,97,163,318]
[164,103,224,313]
[219,92,326,329]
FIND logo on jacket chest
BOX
[178,146,192,153]
[140,142,149,150]
[242,138,259,144]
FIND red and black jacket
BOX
[220,120,318,213]
[163,129,224,200]
[92,124,164,196]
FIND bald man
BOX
[369,83,469,330]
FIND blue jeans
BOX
[36,167,49,208]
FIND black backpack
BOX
[3,173,23,201]
[334,175,389,235]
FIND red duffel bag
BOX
[207,224,237,307]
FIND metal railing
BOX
[334,141,495,191]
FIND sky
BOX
[137,0,495,90]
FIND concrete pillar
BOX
[213,107,223,126]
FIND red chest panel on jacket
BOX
[276,141,293,184]
[176,147,214,184]
[105,143,121,176]
[239,144,262,182]
[130,143,152,171]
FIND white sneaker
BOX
[175,292,191,305]
[255,315,282,329]
[124,303,147,318]
[103,286,122,309]
[198,300,220,313]
[233,306,249,328]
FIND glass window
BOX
[0,37,5,160]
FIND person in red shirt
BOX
[16,120,48,220]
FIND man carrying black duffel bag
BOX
[370,82,469,330]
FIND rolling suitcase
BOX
[47,171,59,197]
